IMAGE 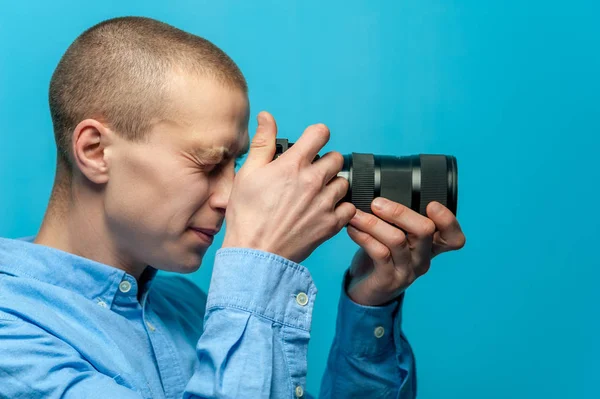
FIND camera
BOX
[274,138,458,217]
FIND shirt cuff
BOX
[334,269,405,358]
[206,247,317,331]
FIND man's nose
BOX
[210,168,234,215]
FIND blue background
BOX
[1,1,598,398]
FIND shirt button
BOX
[96,299,107,308]
[296,292,309,306]
[374,326,385,338]
[119,281,132,293]
[295,385,304,397]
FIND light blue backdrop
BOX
[1,1,598,398]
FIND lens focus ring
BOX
[351,153,375,213]
[419,155,449,215]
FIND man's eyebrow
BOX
[188,147,226,163]
[190,139,250,162]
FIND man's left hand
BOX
[345,198,466,306]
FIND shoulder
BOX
[0,272,48,321]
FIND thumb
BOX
[242,111,277,171]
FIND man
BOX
[0,16,466,398]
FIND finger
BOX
[349,209,411,266]
[426,201,467,257]
[311,151,345,185]
[371,197,437,241]
[346,224,393,265]
[346,228,405,306]
[333,201,357,232]
[321,176,350,206]
[371,199,436,274]
[346,222,417,296]
[242,111,277,171]
[286,123,330,165]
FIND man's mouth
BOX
[189,227,217,245]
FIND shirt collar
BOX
[0,236,158,307]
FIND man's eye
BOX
[199,163,215,171]
[207,162,229,175]
[204,158,243,175]
[207,164,221,174]
[196,162,218,174]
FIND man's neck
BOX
[34,172,145,280]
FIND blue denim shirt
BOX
[0,236,416,398]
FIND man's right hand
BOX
[221,111,357,264]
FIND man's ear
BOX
[71,119,114,184]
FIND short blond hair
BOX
[49,16,248,166]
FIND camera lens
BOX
[337,153,458,217]
[274,139,458,217]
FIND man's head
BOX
[46,16,250,276]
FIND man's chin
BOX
[156,261,202,274]
[152,250,205,274]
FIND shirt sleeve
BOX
[183,248,317,399]
[0,248,315,399]
[318,270,417,399]
[0,249,414,399]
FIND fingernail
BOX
[373,197,386,210]
[257,112,267,125]
[352,210,362,220]
[430,202,442,214]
